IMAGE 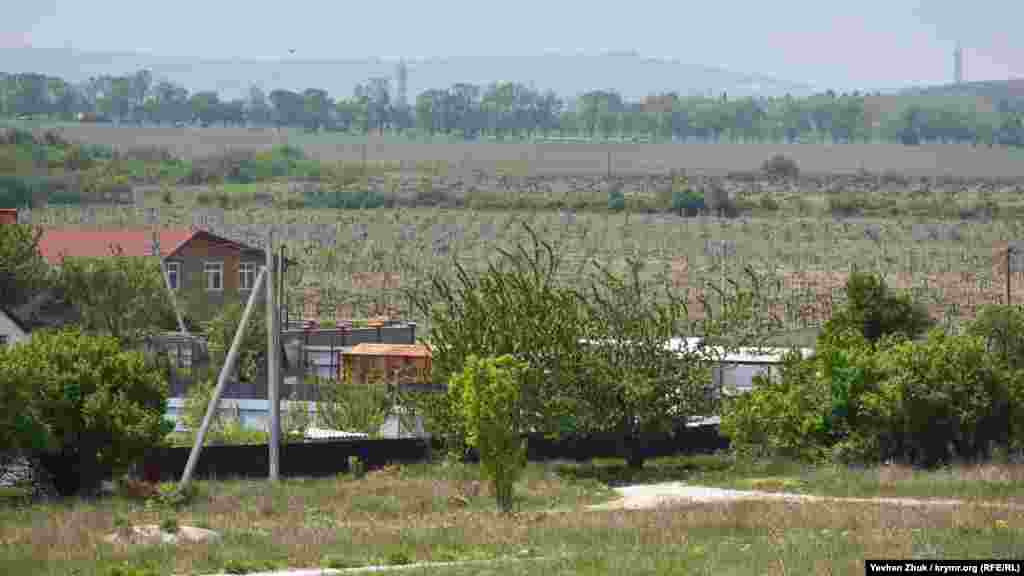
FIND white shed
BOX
[0,307,29,348]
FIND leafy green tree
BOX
[0,328,175,495]
[200,299,267,384]
[0,223,51,309]
[821,271,933,345]
[966,304,1024,371]
[409,222,778,469]
[407,224,590,454]
[58,252,179,346]
[449,354,529,513]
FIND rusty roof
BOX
[343,343,432,358]
[36,227,267,265]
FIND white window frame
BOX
[239,262,256,291]
[164,261,181,291]
[204,261,224,292]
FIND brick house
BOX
[0,209,17,224]
[37,227,291,320]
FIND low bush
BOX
[762,154,800,179]
[0,174,39,208]
[0,329,174,496]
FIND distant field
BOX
[37,122,1024,179]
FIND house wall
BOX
[0,312,28,346]
[170,236,266,318]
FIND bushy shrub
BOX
[822,271,933,344]
[448,355,529,513]
[671,189,705,216]
[607,188,625,212]
[0,329,174,496]
[848,329,1018,466]
[966,305,1024,371]
[304,189,387,209]
[762,154,800,178]
[0,174,38,208]
[720,349,832,462]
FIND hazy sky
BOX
[4,1,1022,92]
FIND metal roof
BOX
[344,343,432,358]
[579,337,814,364]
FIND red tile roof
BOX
[37,228,198,265]
[0,209,17,225]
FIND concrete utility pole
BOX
[178,267,267,494]
[267,229,281,481]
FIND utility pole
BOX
[1007,245,1014,307]
[178,267,267,494]
[267,229,281,481]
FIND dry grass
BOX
[44,123,1024,178]
[2,459,1023,575]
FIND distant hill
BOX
[0,47,816,103]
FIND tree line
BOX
[2,69,1024,147]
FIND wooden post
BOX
[267,229,281,482]
[178,267,266,494]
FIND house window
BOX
[165,262,180,291]
[239,262,256,291]
[0,335,8,347]
[204,262,223,291]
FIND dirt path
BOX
[587,482,1024,511]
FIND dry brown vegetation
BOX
[47,123,1024,178]
[2,459,1023,575]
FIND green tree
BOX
[449,354,529,513]
[821,271,933,345]
[0,328,175,495]
[58,251,179,346]
[409,222,778,469]
[0,224,51,309]
[201,299,267,384]
[965,304,1024,371]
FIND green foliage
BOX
[965,304,1024,371]
[671,189,705,215]
[406,223,592,455]
[0,223,51,309]
[607,187,625,211]
[409,222,778,470]
[200,299,267,384]
[0,174,39,208]
[846,329,1018,466]
[449,354,529,513]
[348,455,367,479]
[723,319,1024,466]
[720,349,832,462]
[0,329,174,494]
[58,253,179,346]
[178,378,270,446]
[316,379,390,436]
[821,271,933,345]
[145,481,199,510]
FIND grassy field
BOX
[30,122,1024,178]
[1,458,1022,576]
